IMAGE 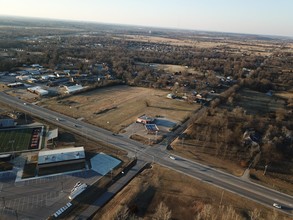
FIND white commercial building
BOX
[38,147,85,169]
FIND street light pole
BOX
[61,181,64,193]
[107,121,110,145]
[9,140,15,160]
[69,106,73,118]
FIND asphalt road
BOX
[0,92,293,217]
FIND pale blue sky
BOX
[0,0,292,36]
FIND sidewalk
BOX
[240,168,251,181]
[70,160,147,220]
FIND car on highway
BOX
[169,155,176,160]
[273,203,281,209]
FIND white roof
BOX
[65,85,83,93]
[38,147,85,165]
[27,86,48,95]
[7,82,23,86]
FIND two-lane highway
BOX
[0,92,292,216]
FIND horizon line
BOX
[0,14,292,40]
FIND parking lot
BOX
[0,168,102,219]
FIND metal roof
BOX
[38,147,85,165]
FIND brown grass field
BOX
[93,164,289,220]
[41,85,199,133]
[156,64,203,75]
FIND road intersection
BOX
[0,92,292,218]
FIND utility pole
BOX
[220,191,224,205]
[14,209,18,220]
[263,165,268,175]
[24,112,27,124]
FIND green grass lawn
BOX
[0,127,42,153]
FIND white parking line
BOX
[27,196,31,208]
[19,198,25,211]
[6,199,12,209]
[10,199,15,209]
[14,198,20,210]
[33,195,38,207]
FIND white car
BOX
[273,203,281,209]
[169,156,176,160]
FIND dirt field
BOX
[41,85,199,133]
[93,164,289,220]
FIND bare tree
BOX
[249,208,261,220]
[115,205,130,220]
[153,202,172,220]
